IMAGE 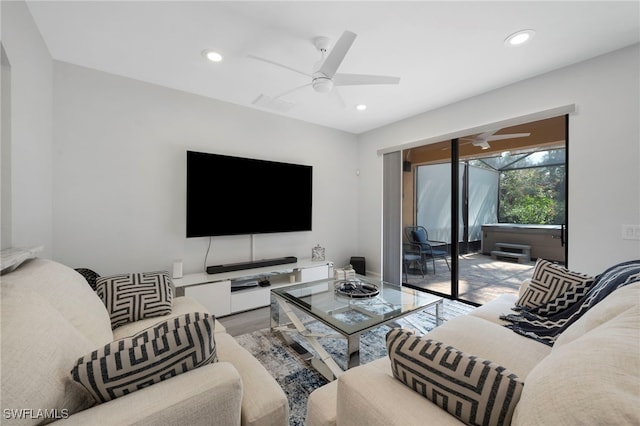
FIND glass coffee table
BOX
[270,276,443,381]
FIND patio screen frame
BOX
[384,113,570,304]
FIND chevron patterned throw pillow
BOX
[96,271,173,329]
[386,328,524,426]
[532,276,594,316]
[71,312,217,403]
[515,259,593,310]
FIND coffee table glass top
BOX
[271,277,442,336]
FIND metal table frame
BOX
[270,280,443,381]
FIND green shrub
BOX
[499,166,565,224]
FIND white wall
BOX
[52,62,359,275]
[0,1,53,257]
[5,0,638,279]
[358,44,640,276]
[1,45,12,250]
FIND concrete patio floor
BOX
[404,252,535,305]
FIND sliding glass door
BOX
[396,115,568,305]
[402,141,453,297]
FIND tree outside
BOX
[499,165,565,225]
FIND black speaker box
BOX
[350,256,366,276]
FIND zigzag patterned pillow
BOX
[386,328,524,426]
[96,271,173,329]
[71,312,217,403]
[532,276,594,316]
[516,259,592,310]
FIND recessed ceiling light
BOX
[504,29,535,46]
[355,104,367,111]
[202,49,223,62]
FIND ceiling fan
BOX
[248,30,400,102]
[461,129,531,150]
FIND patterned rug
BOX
[234,299,474,426]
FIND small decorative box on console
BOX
[334,264,356,280]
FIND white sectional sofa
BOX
[1,257,288,426]
[307,261,640,426]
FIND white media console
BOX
[174,259,334,317]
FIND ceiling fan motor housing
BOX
[312,75,333,93]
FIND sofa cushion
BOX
[1,258,113,346]
[503,260,640,346]
[555,282,640,347]
[1,285,96,426]
[425,315,551,378]
[515,259,593,309]
[513,304,639,425]
[96,271,173,329]
[112,295,222,340]
[386,328,524,426]
[71,312,217,403]
[467,293,517,326]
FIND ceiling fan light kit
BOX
[312,75,333,93]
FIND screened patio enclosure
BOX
[400,114,568,305]
[415,147,566,256]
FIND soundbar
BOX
[207,256,298,275]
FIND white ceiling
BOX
[26,1,640,134]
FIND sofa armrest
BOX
[307,380,338,426]
[336,363,463,426]
[58,362,242,426]
[215,332,289,426]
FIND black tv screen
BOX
[186,150,312,237]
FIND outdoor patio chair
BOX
[403,243,424,282]
[404,225,451,273]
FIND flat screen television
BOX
[186,150,313,237]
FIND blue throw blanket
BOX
[501,260,640,346]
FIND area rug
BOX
[234,299,474,426]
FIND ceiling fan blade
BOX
[317,30,357,78]
[471,140,491,150]
[475,130,499,140]
[247,54,312,78]
[333,73,400,86]
[486,132,531,141]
